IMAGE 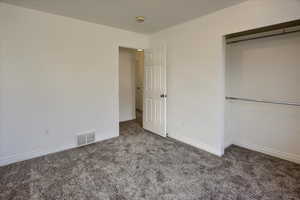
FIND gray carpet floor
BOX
[1,120,300,200]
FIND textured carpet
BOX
[1,120,300,200]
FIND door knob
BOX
[160,94,167,98]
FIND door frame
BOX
[117,44,167,136]
[117,45,144,130]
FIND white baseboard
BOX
[0,135,116,167]
[234,141,300,164]
[169,134,223,157]
[3,134,298,167]
[119,117,136,123]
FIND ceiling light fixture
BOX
[137,49,144,52]
[136,16,145,23]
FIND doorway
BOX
[135,49,144,125]
[119,47,144,129]
[119,44,167,137]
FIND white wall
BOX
[226,32,300,103]
[226,32,300,164]
[119,48,136,122]
[150,0,300,156]
[0,3,148,166]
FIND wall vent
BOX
[77,131,96,146]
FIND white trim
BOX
[234,141,300,164]
[169,134,223,157]
[0,135,116,167]
[119,117,136,123]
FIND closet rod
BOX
[226,97,300,107]
[226,29,300,44]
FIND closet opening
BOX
[224,19,300,163]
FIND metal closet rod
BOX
[226,29,300,44]
[226,97,300,107]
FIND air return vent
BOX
[77,131,95,146]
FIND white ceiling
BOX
[1,0,248,34]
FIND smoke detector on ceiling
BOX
[136,16,145,23]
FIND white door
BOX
[143,44,167,137]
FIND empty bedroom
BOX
[0,0,300,199]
